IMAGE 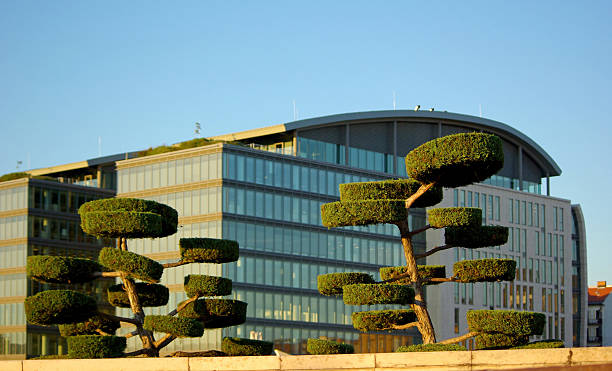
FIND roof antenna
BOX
[393,91,396,110]
[479,104,483,118]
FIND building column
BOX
[393,121,398,175]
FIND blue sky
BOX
[1,1,610,285]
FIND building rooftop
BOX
[588,284,612,305]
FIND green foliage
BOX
[343,284,414,305]
[339,179,442,208]
[58,315,120,336]
[395,343,466,352]
[79,198,178,238]
[221,337,274,356]
[27,255,101,284]
[467,310,546,336]
[427,207,482,228]
[25,290,97,326]
[306,338,354,354]
[352,309,416,332]
[512,339,565,349]
[184,274,232,298]
[317,272,375,296]
[107,283,169,308]
[445,225,508,248]
[405,132,504,188]
[321,200,407,228]
[179,299,247,328]
[179,238,239,263]
[454,259,516,283]
[137,137,242,158]
[475,333,529,350]
[143,315,204,337]
[67,335,126,358]
[98,247,163,283]
[379,265,446,285]
[0,172,29,182]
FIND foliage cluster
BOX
[99,247,163,283]
[352,309,416,332]
[427,207,482,228]
[179,299,247,329]
[445,225,509,248]
[221,337,274,356]
[184,274,232,298]
[27,256,100,284]
[317,272,375,296]
[379,265,446,285]
[395,343,466,352]
[107,283,169,308]
[342,283,414,305]
[306,338,354,355]
[453,259,516,283]
[180,238,239,263]
[339,178,442,207]
[66,335,127,358]
[143,315,204,338]
[58,314,120,336]
[25,290,97,326]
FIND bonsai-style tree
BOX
[315,132,552,351]
[24,198,271,358]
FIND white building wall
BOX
[603,295,612,346]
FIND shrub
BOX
[339,179,442,207]
[352,309,416,332]
[395,343,466,352]
[0,172,29,182]
[306,338,354,354]
[379,265,446,285]
[143,315,204,337]
[453,259,516,283]
[184,274,232,298]
[25,290,96,325]
[107,283,169,308]
[321,200,407,228]
[467,310,545,336]
[317,272,375,296]
[343,284,414,305]
[405,132,504,187]
[98,247,163,283]
[475,333,529,350]
[179,238,239,263]
[58,314,120,336]
[512,339,565,349]
[445,225,508,248]
[67,335,126,358]
[179,299,247,328]
[27,255,101,284]
[427,207,482,228]
[221,337,273,356]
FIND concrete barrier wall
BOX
[2,347,612,371]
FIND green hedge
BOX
[454,259,516,283]
[184,274,232,298]
[179,299,247,328]
[321,200,407,228]
[343,284,414,305]
[79,198,178,238]
[58,314,120,336]
[27,255,101,284]
[475,333,529,350]
[0,171,29,182]
[428,207,482,228]
[395,343,466,352]
[339,179,442,208]
[221,337,274,356]
[512,339,565,349]
[306,338,354,354]
[379,265,446,285]
[317,272,375,296]
[405,132,504,188]
[467,310,546,336]
[179,238,239,264]
[352,309,416,332]
[98,247,163,283]
[25,290,97,326]
[107,283,169,308]
[445,225,509,248]
[67,335,126,358]
[143,315,204,337]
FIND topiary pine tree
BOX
[24,198,268,358]
[316,132,550,350]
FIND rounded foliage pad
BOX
[352,309,416,332]
[222,337,274,356]
[321,200,407,228]
[380,265,446,285]
[317,272,375,296]
[25,290,96,326]
[79,198,178,238]
[428,207,482,228]
[475,333,529,350]
[184,274,232,298]
[67,335,126,358]
[179,299,247,328]
[405,132,504,188]
[343,283,414,305]
[98,247,163,283]
[27,255,101,284]
[513,339,565,349]
[307,338,354,354]
[454,259,516,283]
[144,315,204,337]
[107,283,169,308]
[339,179,442,208]
[179,238,239,263]
[467,310,545,336]
[58,314,120,336]
[445,225,508,248]
[396,343,466,352]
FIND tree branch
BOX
[439,331,479,344]
[391,321,419,330]
[426,277,456,283]
[167,294,200,317]
[379,271,413,284]
[162,261,188,269]
[155,333,177,349]
[125,330,139,339]
[123,348,149,357]
[91,271,122,278]
[405,182,436,210]
[414,244,453,260]
[408,224,433,237]
[97,311,140,326]
[95,329,112,336]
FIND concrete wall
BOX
[2,347,612,371]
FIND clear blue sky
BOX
[1,1,610,285]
